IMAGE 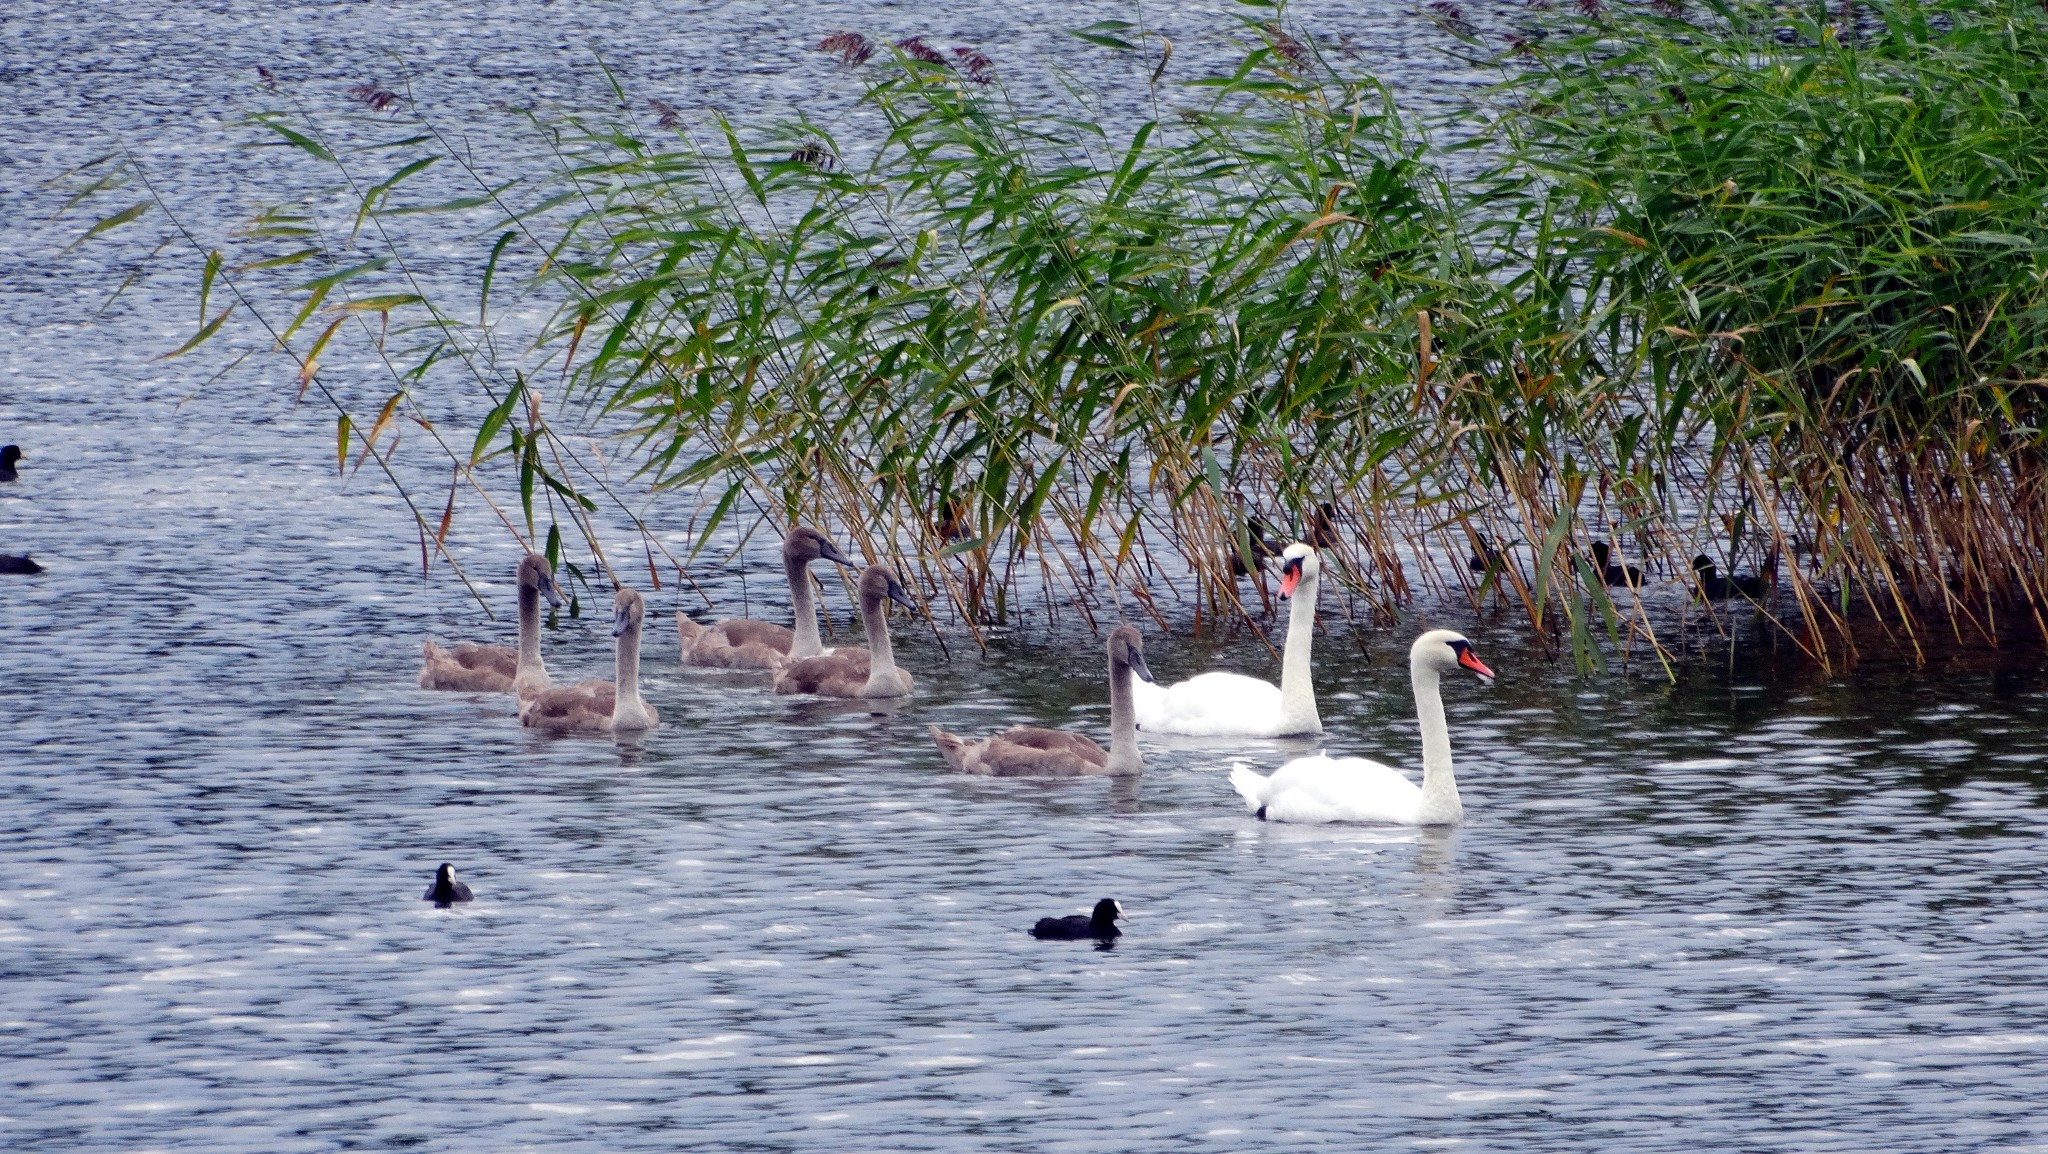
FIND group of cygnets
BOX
[419,527,1497,827]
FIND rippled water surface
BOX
[5,3,2048,1151]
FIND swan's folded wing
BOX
[773,648,870,696]
[420,643,515,693]
[1262,754,1421,824]
[448,642,519,677]
[1134,670,1284,736]
[982,731,1107,777]
[1228,761,1271,812]
[994,727,1106,763]
[520,680,616,728]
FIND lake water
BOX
[4,3,2047,1151]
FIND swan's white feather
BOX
[1249,753,1423,825]
[1228,760,1272,811]
[1132,671,1286,737]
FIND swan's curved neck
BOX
[786,553,824,659]
[1278,571,1321,733]
[1410,656,1461,825]
[516,581,546,687]
[613,619,644,720]
[1106,655,1142,775]
[860,590,900,695]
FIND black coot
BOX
[1031,898,1122,940]
[1589,541,1642,588]
[423,862,474,907]
[1692,553,1768,600]
[0,445,20,482]
[0,555,42,575]
[1468,532,1503,573]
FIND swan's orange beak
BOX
[1278,558,1302,599]
[1457,647,1495,681]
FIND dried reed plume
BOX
[895,37,947,65]
[346,83,401,113]
[951,47,996,85]
[818,31,875,66]
[1263,23,1315,70]
[1428,1,1480,38]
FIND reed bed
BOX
[72,0,2048,670]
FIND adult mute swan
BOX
[1228,629,1493,826]
[520,586,660,732]
[420,553,565,696]
[1132,542,1323,737]
[677,526,857,667]
[928,625,1153,777]
[771,565,917,698]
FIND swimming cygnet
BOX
[677,526,857,667]
[419,553,565,696]
[928,625,1151,776]
[770,565,917,698]
[519,586,660,733]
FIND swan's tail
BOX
[418,640,449,688]
[926,723,970,772]
[675,612,705,648]
[1228,760,1271,815]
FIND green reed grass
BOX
[68,0,2048,671]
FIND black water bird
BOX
[0,445,19,482]
[1306,502,1341,550]
[1031,898,1122,941]
[422,862,474,907]
[1227,509,1283,578]
[1468,532,1503,573]
[1589,541,1642,588]
[0,554,42,575]
[1692,554,1768,601]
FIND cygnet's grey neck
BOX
[786,550,826,659]
[1278,568,1321,734]
[1409,652,1461,825]
[613,620,644,716]
[860,586,899,695]
[516,580,546,681]
[1105,651,1143,775]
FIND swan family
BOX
[418,528,1496,826]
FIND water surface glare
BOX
[5,2,2048,1150]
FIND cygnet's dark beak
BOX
[539,575,565,610]
[821,539,856,567]
[1128,646,1155,683]
[887,580,917,612]
[612,605,632,637]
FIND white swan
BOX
[1132,542,1324,737]
[1228,629,1493,825]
